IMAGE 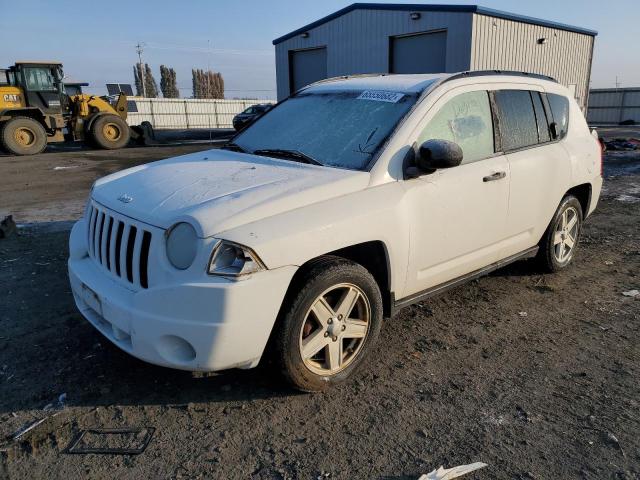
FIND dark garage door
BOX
[289,47,327,93]
[390,31,447,74]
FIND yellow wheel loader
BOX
[0,62,144,155]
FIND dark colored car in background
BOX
[232,103,273,131]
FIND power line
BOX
[123,41,272,56]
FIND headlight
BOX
[208,241,265,277]
[166,222,198,270]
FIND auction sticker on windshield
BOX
[357,90,405,103]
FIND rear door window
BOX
[531,91,551,143]
[417,90,495,164]
[547,93,570,139]
[493,90,538,151]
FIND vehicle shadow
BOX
[0,224,300,416]
[488,257,541,278]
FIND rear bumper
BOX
[587,175,603,217]
[68,221,297,371]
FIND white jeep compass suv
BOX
[68,71,602,391]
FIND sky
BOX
[1,0,638,99]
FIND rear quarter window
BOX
[547,93,570,139]
[493,90,538,151]
[531,92,551,143]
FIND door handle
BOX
[483,171,506,182]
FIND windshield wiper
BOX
[253,149,324,166]
[222,142,246,153]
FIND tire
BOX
[273,256,383,392]
[537,195,583,272]
[90,114,130,150]
[0,117,47,155]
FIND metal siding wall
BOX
[470,14,594,110]
[274,9,473,100]
[587,88,640,124]
[126,98,275,129]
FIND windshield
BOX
[233,90,417,170]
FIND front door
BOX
[401,89,510,297]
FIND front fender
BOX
[218,181,411,295]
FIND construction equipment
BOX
[0,61,143,155]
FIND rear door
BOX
[401,88,510,297]
[493,89,571,258]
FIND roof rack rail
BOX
[292,73,389,95]
[310,73,389,86]
[444,70,557,83]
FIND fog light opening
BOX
[157,335,197,363]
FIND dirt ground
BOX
[0,136,223,223]
[0,134,638,479]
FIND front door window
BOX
[417,90,495,164]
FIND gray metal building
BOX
[273,3,597,108]
[587,88,640,125]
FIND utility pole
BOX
[136,42,147,97]
[615,76,621,89]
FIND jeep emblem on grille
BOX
[118,194,133,203]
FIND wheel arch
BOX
[538,183,592,246]
[565,183,592,217]
[280,241,393,319]
[0,108,47,126]
[85,111,113,132]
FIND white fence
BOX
[126,98,276,130]
[587,88,640,125]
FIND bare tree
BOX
[133,63,159,98]
[133,64,144,96]
[160,65,179,98]
[191,69,225,99]
[144,64,158,98]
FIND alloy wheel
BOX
[553,206,579,263]
[298,283,370,376]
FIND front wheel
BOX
[90,114,130,150]
[273,256,383,392]
[537,195,583,272]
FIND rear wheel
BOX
[0,117,47,155]
[90,115,130,150]
[273,256,383,392]
[537,195,583,272]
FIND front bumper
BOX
[68,220,297,371]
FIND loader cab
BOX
[11,62,67,115]
[0,69,12,85]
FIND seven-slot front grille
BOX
[87,203,152,289]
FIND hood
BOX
[92,149,370,237]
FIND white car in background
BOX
[69,71,602,391]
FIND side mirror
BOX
[549,122,559,140]
[417,139,463,171]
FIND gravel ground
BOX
[0,141,638,479]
